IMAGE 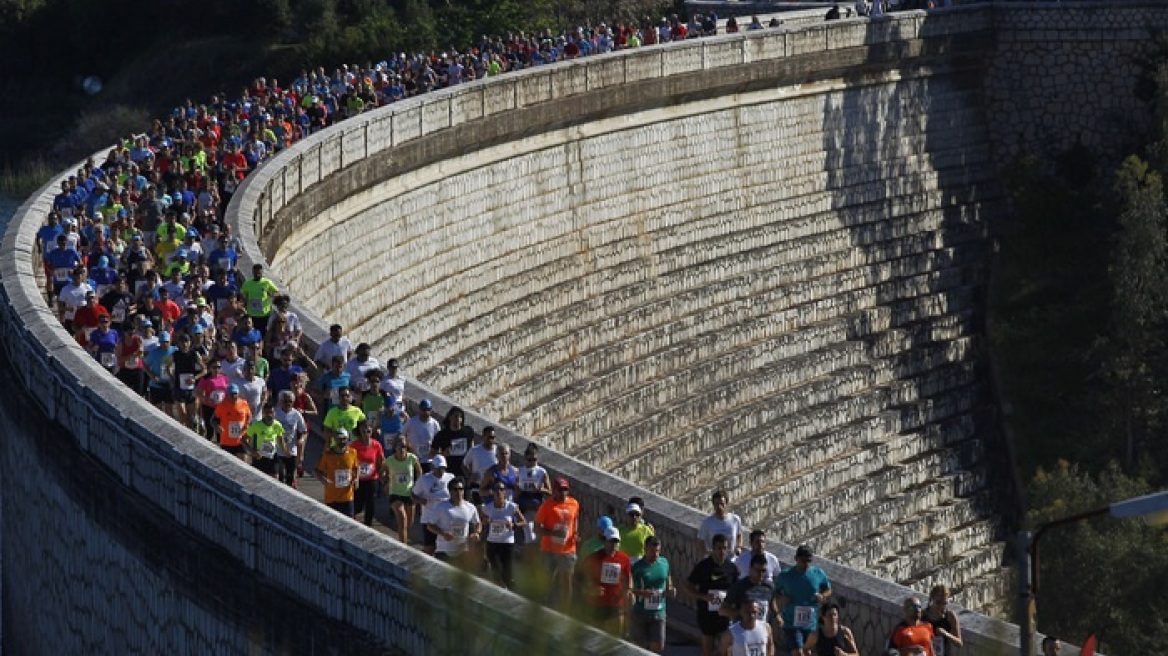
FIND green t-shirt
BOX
[323,405,366,434]
[631,556,670,617]
[253,356,270,380]
[247,419,285,459]
[240,277,279,317]
[619,522,655,558]
[384,452,419,496]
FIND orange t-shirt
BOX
[317,448,359,504]
[535,496,580,554]
[214,399,252,447]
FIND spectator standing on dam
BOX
[699,489,746,555]
[775,544,833,656]
[735,529,782,580]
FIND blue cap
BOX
[186,227,199,238]
[158,331,170,341]
[227,384,240,394]
[191,325,204,334]
[98,256,109,266]
[140,319,153,327]
[418,398,432,410]
[598,516,614,531]
[289,365,304,374]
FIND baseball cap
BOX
[191,325,204,334]
[431,454,447,469]
[554,477,570,490]
[598,516,614,531]
[604,527,620,541]
[418,398,433,410]
[140,319,153,327]
[334,427,350,440]
[227,384,240,394]
[625,503,642,515]
[158,331,171,342]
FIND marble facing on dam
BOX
[6,3,1168,655]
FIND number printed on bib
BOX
[260,441,277,458]
[793,605,817,630]
[100,352,117,368]
[450,438,467,456]
[334,469,352,488]
[708,590,726,612]
[644,590,663,611]
[396,472,410,485]
[248,297,264,314]
[600,562,621,585]
[179,373,195,390]
[551,523,568,545]
[210,390,225,405]
[489,519,508,539]
[229,422,244,438]
[747,644,764,656]
[359,463,374,477]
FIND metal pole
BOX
[1017,531,1035,656]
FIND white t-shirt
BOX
[343,356,380,391]
[432,499,479,554]
[233,376,267,417]
[412,471,454,523]
[403,416,440,464]
[462,443,498,483]
[379,375,405,406]
[699,513,745,552]
[517,465,549,495]
[274,407,307,456]
[734,550,782,580]
[314,337,353,366]
[481,500,521,544]
[729,621,770,656]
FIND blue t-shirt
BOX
[145,345,177,388]
[776,566,830,628]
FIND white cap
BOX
[431,455,447,469]
[604,526,621,541]
[625,503,642,515]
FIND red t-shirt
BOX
[351,439,384,480]
[582,548,632,607]
[889,621,935,656]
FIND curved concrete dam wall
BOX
[258,6,1010,608]
[5,3,1168,655]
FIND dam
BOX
[3,3,1165,654]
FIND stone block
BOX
[420,98,452,135]
[551,62,589,99]
[449,87,484,126]
[392,105,423,145]
[341,124,366,168]
[516,72,552,107]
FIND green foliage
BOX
[1026,462,1168,655]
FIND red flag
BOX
[1080,633,1097,656]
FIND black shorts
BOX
[222,444,247,456]
[174,388,196,403]
[423,525,438,548]
[389,495,413,506]
[148,385,173,405]
[253,457,277,475]
[697,611,730,637]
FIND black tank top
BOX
[815,628,849,656]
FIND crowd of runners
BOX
[29,5,995,655]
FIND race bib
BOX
[179,373,195,390]
[396,471,410,485]
[747,644,764,656]
[334,469,352,487]
[218,257,230,271]
[359,463,374,477]
[708,590,726,612]
[112,307,126,322]
[449,519,468,538]
[450,438,467,456]
[551,523,568,546]
[644,590,663,611]
[125,356,141,369]
[793,605,817,630]
[329,389,340,405]
[228,421,243,438]
[259,440,277,458]
[100,352,116,368]
[54,269,69,283]
[489,519,509,539]
[522,479,538,492]
[600,562,621,585]
[210,390,225,405]
[248,297,263,314]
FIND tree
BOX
[1096,156,1168,470]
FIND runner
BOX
[315,428,360,518]
[351,421,385,526]
[412,454,455,555]
[577,526,633,636]
[775,544,832,656]
[273,390,309,487]
[686,533,740,656]
[630,535,674,653]
[245,403,284,477]
[534,477,580,610]
[382,438,422,544]
[213,383,252,459]
[479,480,525,589]
[721,601,775,656]
[430,477,481,568]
